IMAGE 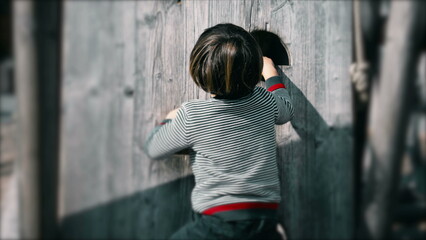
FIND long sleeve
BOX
[265,75,294,125]
[143,105,192,160]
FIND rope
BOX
[350,0,370,103]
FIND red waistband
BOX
[202,202,279,215]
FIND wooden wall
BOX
[59,0,353,239]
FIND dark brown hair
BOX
[189,23,263,99]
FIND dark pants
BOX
[170,212,282,240]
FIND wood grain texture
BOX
[12,1,40,238]
[59,0,353,239]
[60,1,138,238]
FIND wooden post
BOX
[13,0,62,238]
[361,1,426,239]
[13,1,40,238]
[35,1,62,239]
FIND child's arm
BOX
[262,57,294,125]
[143,106,192,160]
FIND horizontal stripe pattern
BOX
[144,76,294,213]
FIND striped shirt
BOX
[143,76,294,219]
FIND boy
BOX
[144,23,293,239]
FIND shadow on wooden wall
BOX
[60,175,195,239]
[276,68,353,239]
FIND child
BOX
[144,23,294,239]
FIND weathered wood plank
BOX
[59,0,353,239]
[131,1,194,238]
[272,1,354,239]
[12,1,40,238]
[59,1,138,238]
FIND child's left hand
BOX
[165,108,180,119]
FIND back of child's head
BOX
[189,23,263,99]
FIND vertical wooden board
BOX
[132,0,191,191]
[207,0,272,30]
[271,0,353,239]
[183,0,210,101]
[59,1,137,238]
[131,1,194,238]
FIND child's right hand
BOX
[262,57,279,80]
